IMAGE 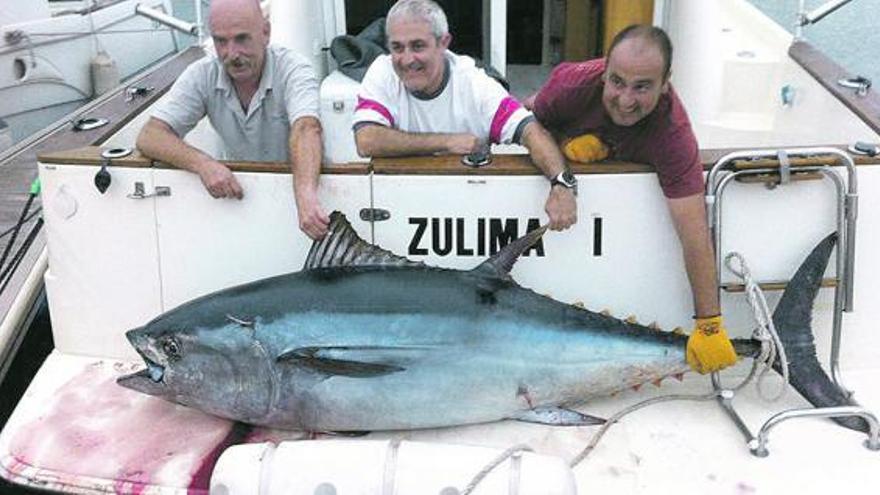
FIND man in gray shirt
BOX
[137,0,329,239]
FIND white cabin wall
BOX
[152,168,371,310]
[271,0,329,78]
[39,164,163,361]
[665,0,724,133]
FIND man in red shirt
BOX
[527,25,736,374]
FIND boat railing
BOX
[705,147,879,457]
[134,3,198,36]
[794,0,855,40]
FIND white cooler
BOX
[320,70,366,165]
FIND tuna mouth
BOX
[139,352,165,383]
[117,329,167,392]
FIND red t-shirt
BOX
[533,58,704,199]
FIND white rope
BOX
[567,252,792,466]
[724,252,790,401]
[459,444,534,495]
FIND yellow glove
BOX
[561,134,609,163]
[686,315,737,374]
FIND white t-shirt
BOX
[353,51,532,145]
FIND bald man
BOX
[137,0,329,239]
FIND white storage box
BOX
[320,70,365,165]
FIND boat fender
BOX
[90,50,119,97]
[210,439,577,495]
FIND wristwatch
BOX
[550,169,578,196]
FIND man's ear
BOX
[264,20,271,42]
[661,74,670,94]
[439,33,452,50]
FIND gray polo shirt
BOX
[152,44,319,162]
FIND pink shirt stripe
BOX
[489,96,522,144]
[356,96,395,128]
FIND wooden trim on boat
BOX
[789,40,880,136]
[38,146,371,175]
[40,145,880,176]
[372,155,654,175]
[700,146,880,168]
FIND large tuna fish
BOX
[118,212,866,433]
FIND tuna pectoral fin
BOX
[773,233,869,433]
[277,346,407,378]
[510,407,605,427]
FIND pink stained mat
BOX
[0,353,308,494]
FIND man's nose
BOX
[618,88,637,107]
[399,49,415,66]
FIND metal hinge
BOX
[127,182,171,199]
[359,208,390,222]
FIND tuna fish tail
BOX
[771,233,869,433]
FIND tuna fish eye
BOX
[162,337,182,360]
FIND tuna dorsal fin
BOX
[471,224,548,279]
[303,211,423,270]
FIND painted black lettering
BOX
[432,217,453,256]
[489,218,518,254]
[593,216,603,256]
[456,217,474,256]
[523,218,545,257]
[477,218,486,256]
[408,218,428,256]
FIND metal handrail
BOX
[706,147,858,312]
[704,147,872,456]
[795,0,856,40]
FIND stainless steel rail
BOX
[704,147,875,457]
[752,407,880,457]
[135,3,199,36]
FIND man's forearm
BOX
[355,125,460,157]
[290,116,323,197]
[668,194,721,317]
[520,121,567,178]
[136,117,212,173]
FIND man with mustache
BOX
[137,0,329,240]
[352,0,576,231]
[526,25,736,374]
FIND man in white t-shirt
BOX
[352,0,576,231]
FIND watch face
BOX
[562,170,575,184]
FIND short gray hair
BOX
[386,0,448,39]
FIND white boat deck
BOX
[1,350,877,494]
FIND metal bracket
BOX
[127,182,171,199]
[360,208,390,222]
[72,117,109,132]
[837,76,872,96]
[777,150,791,186]
[125,86,155,103]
